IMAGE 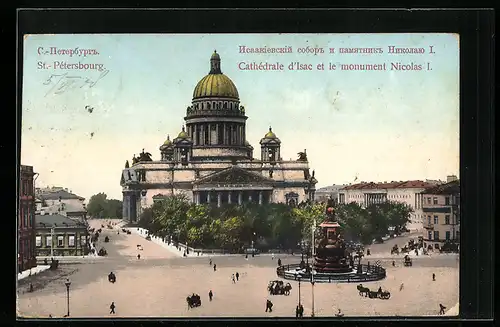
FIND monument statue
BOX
[297,149,308,161]
[132,155,138,165]
[138,149,153,162]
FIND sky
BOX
[21,34,459,201]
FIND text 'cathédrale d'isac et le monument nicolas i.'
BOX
[237,45,437,72]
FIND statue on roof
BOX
[125,160,130,168]
[132,155,138,165]
[138,149,153,162]
[297,149,308,161]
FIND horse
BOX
[283,283,292,296]
[357,284,370,297]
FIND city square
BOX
[17,219,459,318]
[19,35,461,319]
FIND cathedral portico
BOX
[120,51,318,222]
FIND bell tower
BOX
[259,127,281,165]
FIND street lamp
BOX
[251,232,256,249]
[64,279,71,317]
[297,274,302,307]
[311,273,315,317]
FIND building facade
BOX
[314,184,346,203]
[421,180,460,248]
[35,214,90,256]
[18,165,37,271]
[338,180,439,230]
[120,51,317,222]
[35,187,87,222]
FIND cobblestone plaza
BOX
[17,220,459,318]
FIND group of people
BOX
[231,272,240,283]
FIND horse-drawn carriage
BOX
[267,280,292,295]
[186,294,201,308]
[145,235,152,241]
[108,272,116,283]
[357,284,391,299]
[403,255,412,266]
[391,245,399,255]
[104,236,110,243]
[98,248,108,256]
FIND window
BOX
[57,236,64,247]
[428,231,432,240]
[433,231,439,240]
[80,235,87,245]
[427,197,431,204]
[433,197,438,205]
[35,236,42,247]
[434,216,439,224]
[68,235,75,247]
[445,215,450,225]
[456,231,460,240]
[445,197,450,205]
[427,216,431,225]
[46,236,52,247]
[445,231,450,240]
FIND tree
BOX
[152,194,190,241]
[87,193,108,218]
[86,193,123,219]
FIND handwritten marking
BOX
[43,70,109,97]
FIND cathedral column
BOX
[238,192,242,205]
[208,124,211,144]
[248,193,253,203]
[228,191,232,204]
[258,191,263,205]
[217,192,222,208]
[194,191,200,205]
[207,192,211,204]
[216,124,219,145]
[201,125,205,145]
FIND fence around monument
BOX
[276,263,387,283]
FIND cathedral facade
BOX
[120,51,318,222]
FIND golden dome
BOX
[264,127,277,139]
[163,135,172,145]
[192,51,239,99]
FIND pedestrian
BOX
[231,274,236,283]
[265,299,273,312]
[295,305,300,318]
[137,254,141,260]
[29,283,34,292]
[392,260,395,267]
[399,283,404,291]
[335,309,344,317]
[439,303,446,315]
[110,302,116,314]
[235,272,239,281]
[299,304,304,317]
[245,254,248,259]
[271,253,275,260]
[278,258,282,266]
[432,273,436,281]
[208,290,213,301]
[213,264,217,272]
[209,258,212,266]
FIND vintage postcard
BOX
[18,33,459,318]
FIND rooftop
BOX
[421,180,460,195]
[341,180,436,191]
[35,214,87,229]
[37,189,85,201]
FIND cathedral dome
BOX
[177,129,189,139]
[192,51,239,99]
[163,135,173,146]
[264,127,277,139]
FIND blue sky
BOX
[21,34,459,200]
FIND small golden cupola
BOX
[159,135,174,161]
[173,126,193,165]
[259,127,281,164]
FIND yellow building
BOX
[421,179,460,249]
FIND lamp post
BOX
[297,274,302,306]
[310,218,316,317]
[64,278,71,317]
[251,232,256,249]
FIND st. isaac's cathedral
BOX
[120,51,318,222]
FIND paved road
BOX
[17,220,458,318]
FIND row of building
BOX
[18,165,89,272]
[315,175,460,248]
